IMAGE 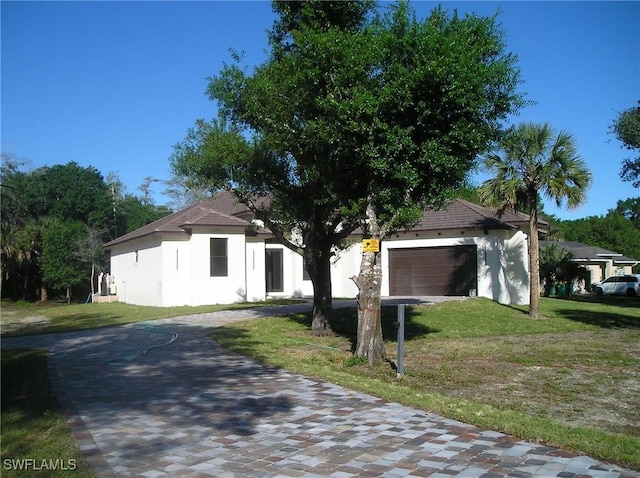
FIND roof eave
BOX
[104,230,187,249]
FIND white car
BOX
[593,274,640,296]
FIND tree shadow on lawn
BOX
[568,294,640,309]
[539,296,640,329]
[288,305,440,352]
[208,325,273,364]
[551,307,640,329]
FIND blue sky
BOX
[2,1,638,220]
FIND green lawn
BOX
[209,297,640,470]
[0,298,302,336]
[1,349,93,478]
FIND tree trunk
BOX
[305,246,334,336]
[90,262,96,296]
[352,200,385,364]
[528,200,540,318]
[352,250,385,364]
[40,286,48,303]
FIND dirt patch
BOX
[1,314,52,334]
[395,330,640,436]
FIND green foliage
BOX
[539,244,587,296]
[1,161,173,301]
[1,349,92,478]
[479,122,592,215]
[615,196,640,228]
[344,355,368,367]
[172,1,526,334]
[479,122,593,317]
[270,0,374,51]
[611,101,640,187]
[175,0,527,231]
[24,162,112,229]
[160,173,212,212]
[0,154,30,228]
[115,194,172,235]
[455,182,482,203]
[559,211,640,268]
[354,3,526,234]
[41,220,88,301]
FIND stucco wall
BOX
[246,239,267,302]
[482,230,529,305]
[275,243,361,299]
[110,231,264,307]
[331,244,361,298]
[109,235,165,306]
[187,231,248,306]
[110,227,531,307]
[161,239,192,307]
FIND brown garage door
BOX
[389,246,477,296]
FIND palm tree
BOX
[479,122,592,318]
[539,243,587,297]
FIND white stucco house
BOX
[104,191,541,307]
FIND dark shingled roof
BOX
[540,240,639,264]
[407,198,540,233]
[105,193,545,248]
[104,191,259,248]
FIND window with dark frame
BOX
[210,238,228,277]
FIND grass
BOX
[0,298,302,336]
[208,297,640,470]
[1,349,93,478]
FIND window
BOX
[210,238,228,277]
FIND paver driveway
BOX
[2,302,639,477]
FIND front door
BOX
[265,249,283,292]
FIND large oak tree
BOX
[172,1,526,350]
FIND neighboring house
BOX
[540,240,639,285]
[104,191,543,307]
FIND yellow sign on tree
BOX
[362,238,380,253]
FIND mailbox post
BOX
[397,304,405,378]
